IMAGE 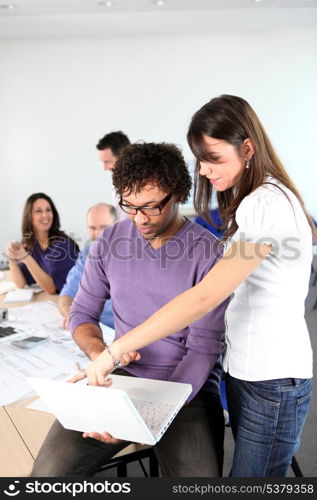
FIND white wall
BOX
[1,27,317,253]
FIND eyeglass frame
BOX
[119,193,173,216]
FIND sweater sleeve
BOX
[168,233,228,402]
[69,238,111,334]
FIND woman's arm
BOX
[9,261,27,288]
[6,241,56,294]
[22,254,57,294]
[82,241,272,386]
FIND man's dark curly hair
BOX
[112,142,192,204]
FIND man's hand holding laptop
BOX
[82,430,122,445]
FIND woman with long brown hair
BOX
[73,95,315,477]
[6,193,79,294]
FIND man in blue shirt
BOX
[58,202,117,329]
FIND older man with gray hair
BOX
[58,202,117,329]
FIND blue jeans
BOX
[226,374,312,477]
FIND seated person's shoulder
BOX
[97,218,134,240]
[88,219,134,258]
[188,219,220,240]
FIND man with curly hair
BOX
[32,143,228,477]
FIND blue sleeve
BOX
[62,245,114,328]
[100,299,115,329]
[69,238,111,333]
[60,248,87,298]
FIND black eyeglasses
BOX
[119,193,172,216]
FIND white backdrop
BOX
[1,26,317,252]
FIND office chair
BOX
[311,255,317,310]
[96,444,159,477]
[194,208,224,239]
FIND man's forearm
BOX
[58,295,73,318]
[73,323,106,360]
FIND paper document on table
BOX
[0,301,92,405]
[99,323,115,345]
[0,363,34,405]
[0,340,85,405]
[27,398,50,413]
[0,280,16,294]
[6,301,61,329]
[5,289,34,303]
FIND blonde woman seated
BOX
[6,193,79,294]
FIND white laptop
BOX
[28,375,192,445]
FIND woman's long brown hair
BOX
[21,192,79,252]
[187,94,316,241]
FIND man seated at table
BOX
[58,202,117,330]
[32,142,228,477]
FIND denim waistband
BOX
[227,374,312,388]
[258,378,311,387]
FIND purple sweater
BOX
[69,219,228,401]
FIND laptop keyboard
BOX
[132,400,176,433]
[0,326,20,342]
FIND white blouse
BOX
[223,178,313,381]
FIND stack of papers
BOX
[0,280,16,294]
[29,284,43,294]
[4,289,34,303]
[0,301,95,405]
